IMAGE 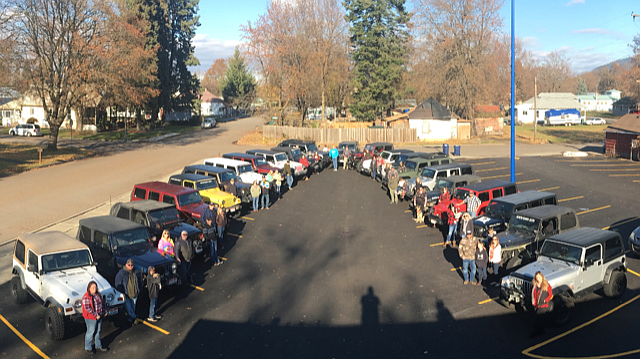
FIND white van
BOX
[203,157,264,184]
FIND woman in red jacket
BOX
[531,271,553,337]
[82,281,108,353]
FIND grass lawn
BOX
[2,123,199,141]
[512,123,606,143]
[0,143,94,177]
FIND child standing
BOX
[147,266,162,322]
[475,241,489,285]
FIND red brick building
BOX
[604,114,640,159]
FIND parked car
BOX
[11,231,125,340]
[405,163,474,192]
[9,123,42,137]
[203,157,263,184]
[77,216,181,287]
[181,164,253,204]
[472,191,557,237]
[363,142,393,155]
[278,139,330,167]
[246,149,306,177]
[424,175,482,206]
[131,181,208,225]
[501,227,626,325]
[363,149,414,173]
[625,223,640,256]
[201,118,217,129]
[338,141,360,165]
[585,117,606,125]
[222,153,281,174]
[168,173,241,213]
[109,200,204,254]
[398,156,454,180]
[428,180,518,226]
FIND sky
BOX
[192,0,640,74]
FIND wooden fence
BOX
[262,125,417,144]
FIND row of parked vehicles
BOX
[356,142,628,326]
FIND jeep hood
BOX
[498,230,534,248]
[474,216,504,229]
[167,223,200,237]
[514,257,580,285]
[116,246,175,268]
[181,203,207,216]
[239,172,263,183]
[200,189,237,203]
[46,267,113,297]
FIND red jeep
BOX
[222,152,280,174]
[427,180,518,226]
[131,182,207,226]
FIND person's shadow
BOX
[361,286,380,327]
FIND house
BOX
[604,113,640,158]
[201,90,227,116]
[515,93,583,124]
[612,97,639,116]
[408,97,458,140]
[576,92,617,112]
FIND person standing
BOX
[174,231,194,285]
[260,175,271,210]
[443,204,458,247]
[330,146,339,171]
[146,266,162,322]
[213,205,227,266]
[414,186,427,223]
[313,152,321,172]
[388,169,399,204]
[157,230,175,258]
[475,241,489,285]
[299,155,310,180]
[343,146,351,169]
[438,187,451,206]
[371,154,378,180]
[489,236,502,277]
[225,178,238,198]
[458,231,478,285]
[464,191,481,218]
[284,160,293,189]
[458,212,473,241]
[272,170,282,198]
[202,202,217,262]
[530,271,553,337]
[82,281,108,353]
[250,181,261,211]
[115,259,142,324]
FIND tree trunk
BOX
[47,123,60,150]
[150,106,157,130]
[321,90,325,121]
[136,108,142,131]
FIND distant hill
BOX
[591,57,633,72]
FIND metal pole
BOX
[510,0,516,183]
[534,77,537,141]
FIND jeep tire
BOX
[604,271,627,299]
[552,293,573,327]
[10,277,28,304]
[45,307,67,341]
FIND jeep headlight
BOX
[106,293,114,302]
[172,263,177,274]
[501,277,510,288]
[74,299,82,308]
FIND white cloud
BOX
[521,36,539,48]
[570,28,625,40]
[190,34,243,73]
[566,0,585,6]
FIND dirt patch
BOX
[0,143,95,177]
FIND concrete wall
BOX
[409,119,457,140]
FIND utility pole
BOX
[510,0,516,183]
[534,77,537,142]
[633,13,639,21]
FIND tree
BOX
[219,48,256,110]
[202,58,228,96]
[575,77,588,95]
[344,0,410,121]
[537,51,573,93]
[627,34,640,105]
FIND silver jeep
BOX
[500,227,627,325]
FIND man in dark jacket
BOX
[388,170,400,204]
[174,231,194,285]
[115,259,143,324]
[283,160,293,189]
[225,178,238,197]
[146,266,162,322]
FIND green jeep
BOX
[400,156,455,180]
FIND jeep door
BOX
[581,244,604,290]
[93,231,117,278]
[25,249,41,295]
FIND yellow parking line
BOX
[219,256,227,261]
[416,224,429,229]
[468,161,495,166]
[242,216,254,221]
[573,163,640,167]
[538,186,560,191]
[478,297,499,305]
[558,196,584,203]
[450,267,461,272]
[516,179,540,184]
[0,314,50,359]
[590,168,640,172]
[633,180,640,183]
[404,210,412,213]
[577,205,611,215]
[190,284,205,291]
[227,233,242,238]
[557,159,616,163]
[430,242,444,247]
[138,318,170,335]
[476,167,508,173]
[602,217,640,230]
[481,173,523,180]
[610,174,640,177]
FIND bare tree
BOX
[537,51,573,93]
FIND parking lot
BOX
[2,153,640,358]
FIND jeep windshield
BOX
[380,152,391,161]
[339,144,355,151]
[42,249,92,272]
[113,228,151,248]
[421,169,436,180]
[453,189,470,200]
[275,153,288,162]
[486,201,515,219]
[434,179,454,192]
[509,215,540,234]
[307,144,318,152]
[405,161,417,171]
[148,207,181,226]
[177,192,203,206]
[219,171,237,183]
[291,149,302,157]
[238,164,253,174]
[194,178,218,190]
[255,158,268,166]
[364,144,374,152]
[540,241,582,264]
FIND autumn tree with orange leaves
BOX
[202,58,228,96]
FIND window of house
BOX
[523,111,528,116]
[422,121,430,134]
[30,107,34,115]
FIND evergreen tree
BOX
[220,48,256,110]
[576,77,588,95]
[343,0,409,121]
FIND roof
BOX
[515,205,575,220]
[223,153,261,160]
[79,216,148,234]
[115,200,174,212]
[547,227,619,247]
[519,93,584,110]
[408,97,452,120]
[605,113,640,134]
[576,94,617,102]
[475,105,501,113]
[135,181,197,195]
[365,142,393,146]
[383,149,414,155]
[425,163,472,171]
[545,109,581,117]
[200,90,225,104]
[440,174,481,183]
[17,231,88,255]
[460,180,514,192]
[169,173,212,182]
[396,99,417,108]
[490,191,555,205]
[183,164,233,174]
[204,157,252,167]
[246,149,283,155]
[613,97,638,106]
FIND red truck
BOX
[131,182,208,226]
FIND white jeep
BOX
[10,231,125,340]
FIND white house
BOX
[201,90,227,116]
[576,91,618,112]
[515,93,583,124]
[408,97,458,140]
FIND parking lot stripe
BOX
[521,293,640,358]
[633,180,640,183]
[590,168,640,172]
[416,225,429,229]
[609,174,640,177]
[404,210,412,213]
[219,256,227,261]
[556,159,617,163]
[627,269,640,278]
[242,216,254,221]
[481,173,523,180]
[516,179,541,184]
[138,318,170,335]
[602,217,640,230]
[478,297,499,305]
[577,205,611,215]
[537,186,560,191]
[227,233,242,238]
[190,284,205,291]
[0,314,50,359]
[450,267,461,272]
[558,196,584,203]
[476,167,508,173]
[430,242,444,247]
[467,161,495,166]
[572,163,640,167]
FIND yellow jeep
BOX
[168,174,241,214]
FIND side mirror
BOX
[534,250,540,256]
[27,264,37,272]
[92,261,98,267]
[584,258,595,267]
